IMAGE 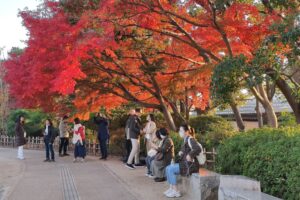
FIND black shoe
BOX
[63,153,70,156]
[100,157,107,160]
[50,159,55,162]
[154,177,166,182]
[134,163,144,167]
[125,163,135,170]
[59,154,64,157]
[44,159,50,162]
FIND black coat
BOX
[94,117,109,140]
[15,122,26,147]
[179,137,201,176]
[125,115,142,139]
[44,125,56,144]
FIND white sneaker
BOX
[73,158,77,163]
[163,188,173,195]
[166,190,181,198]
[148,174,155,178]
[80,158,85,163]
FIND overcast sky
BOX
[0,0,40,57]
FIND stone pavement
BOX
[0,148,191,200]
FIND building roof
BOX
[216,97,292,115]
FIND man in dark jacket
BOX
[94,113,109,160]
[125,109,142,169]
[15,115,26,160]
[44,119,56,162]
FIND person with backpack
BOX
[73,118,86,162]
[43,119,56,162]
[164,124,202,198]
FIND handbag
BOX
[155,152,164,161]
[188,137,206,165]
[154,138,173,161]
[147,148,158,157]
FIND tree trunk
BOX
[274,76,300,124]
[263,101,278,128]
[230,102,245,131]
[184,87,190,121]
[161,103,177,131]
[255,84,278,128]
[255,100,263,128]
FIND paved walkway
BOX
[0,148,189,200]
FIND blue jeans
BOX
[45,142,54,160]
[145,156,155,174]
[166,163,180,185]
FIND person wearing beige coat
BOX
[143,114,157,153]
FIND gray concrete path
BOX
[0,148,190,200]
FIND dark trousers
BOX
[59,137,69,154]
[74,140,86,158]
[99,139,108,158]
[146,156,155,174]
[125,139,132,161]
[45,142,54,160]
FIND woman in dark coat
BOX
[94,113,109,160]
[164,124,201,198]
[43,119,56,162]
[150,128,174,182]
[15,115,26,160]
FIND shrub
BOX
[278,112,297,127]
[189,115,236,148]
[7,109,50,137]
[216,127,300,199]
[169,131,183,157]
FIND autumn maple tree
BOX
[4,0,292,130]
[109,0,279,130]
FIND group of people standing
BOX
[124,109,202,198]
[42,116,87,163]
[14,115,87,163]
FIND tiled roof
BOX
[216,97,292,115]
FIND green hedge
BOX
[189,115,236,148]
[216,127,300,199]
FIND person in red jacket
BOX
[73,118,86,162]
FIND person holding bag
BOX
[150,128,174,182]
[164,124,201,198]
[145,129,161,177]
[73,118,86,163]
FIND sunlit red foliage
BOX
[4,0,280,123]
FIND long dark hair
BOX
[17,115,24,123]
[148,114,155,122]
[46,119,53,126]
[74,117,80,124]
[181,124,195,137]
